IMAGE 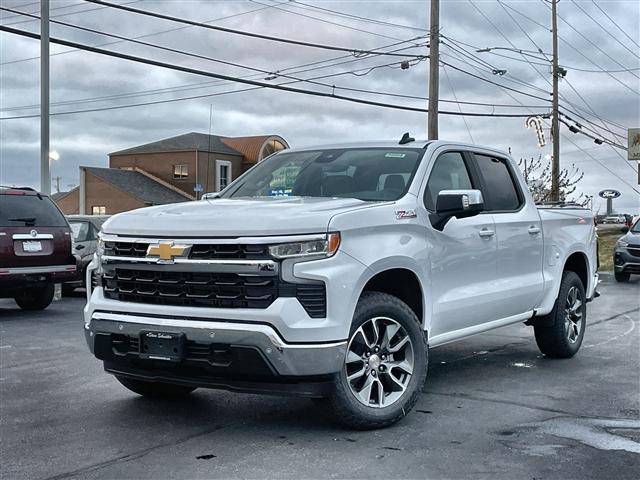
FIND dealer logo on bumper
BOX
[146,242,191,264]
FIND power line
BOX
[0,25,548,119]
[499,1,640,74]
[591,0,640,50]
[442,64,474,144]
[441,42,639,195]
[0,1,285,66]
[84,0,427,59]
[493,0,627,149]
[1,40,428,112]
[286,0,428,33]
[1,0,142,26]
[570,0,640,61]
[0,6,427,94]
[247,0,409,42]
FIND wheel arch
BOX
[359,267,425,330]
[563,251,589,291]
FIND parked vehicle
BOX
[614,218,640,282]
[0,186,78,310]
[64,215,109,292]
[84,140,599,429]
[603,215,625,224]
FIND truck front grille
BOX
[103,241,270,260]
[102,267,326,317]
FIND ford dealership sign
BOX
[598,189,621,199]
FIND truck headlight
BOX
[616,240,629,248]
[269,233,340,259]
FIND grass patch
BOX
[598,227,627,272]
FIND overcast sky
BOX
[0,0,638,212]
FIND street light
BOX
[49,150,60,161]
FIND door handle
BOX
[528,226,541,235]
[478,228,495,238]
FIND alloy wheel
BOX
[564,285,583,344]
[344,317,414,408]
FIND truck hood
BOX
[102,197,379,237]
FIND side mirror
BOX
[621,226,629,233]
[431,189,484,231]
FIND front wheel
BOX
[331,292,428,429]
[115,376,197,398]
[534,271,586,358]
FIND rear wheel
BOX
[14,282,55,310]
[115,375,197,397]
[614,271,630,282]
[534,271,586,358]
[331,292,427,429]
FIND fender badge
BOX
[395,210,417,220]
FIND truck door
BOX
[423,151,499,339]
[471,153,544,318]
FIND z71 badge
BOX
[395,210,417,220]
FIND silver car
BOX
[64,215,109,292]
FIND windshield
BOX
[223,148,424,201]
[0,194,67,227]
[632,219,640,233]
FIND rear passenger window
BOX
[424,152,473,211]
[474,154,522,211]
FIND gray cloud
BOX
[0,0,638,211]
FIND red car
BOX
[0,186,79,310]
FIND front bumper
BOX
[85,311,346,390]
[614,247,640,275]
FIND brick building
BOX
[55,133,289,215]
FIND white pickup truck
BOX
[85,139,598,429]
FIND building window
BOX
[91,206,106,215]
[216,160,232,192]
[173,164,188,179]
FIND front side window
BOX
[173,164,188,179]
[424,152,473,211]
[92,206,106,215]
[224,148,424,201]
[474,154,522,211]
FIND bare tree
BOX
[518,155,585,205]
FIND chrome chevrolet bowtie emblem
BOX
[146,242,190,263]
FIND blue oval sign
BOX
[598,189,621,199]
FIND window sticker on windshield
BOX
[268,188,292,197]
[385,153,406,158]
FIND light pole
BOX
[40,0,50,195]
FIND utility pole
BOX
[52,175,61,193]
[550,0,560,202]
[427,0,439,140]
[40,0,50,195]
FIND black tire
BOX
[614,271,630,283]
[534,271,586,358]
[14,282,55,310]
[115,375,197,398]
[330,291,428,430]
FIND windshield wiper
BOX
[9,217,36,225]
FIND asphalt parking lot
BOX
[1,274,638,480]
